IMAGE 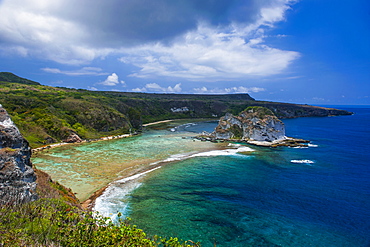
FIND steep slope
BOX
[0,72,40,85]
[0,81,139,147]
[249,101,351,118]
[0,104,38,204]
[210,106,309,147]
[214,107,286,141]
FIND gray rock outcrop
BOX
[0,104,38,204]
[214,107,286,142]
[64,133,83,143]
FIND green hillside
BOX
[0,72,40,85]
[0,72,352,148]
[0,80,139,147]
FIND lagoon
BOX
[33,107,370,246]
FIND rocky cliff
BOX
[249,101,352,119]
[211,106,308,147]
[214,106,286,141]
[0,104,38,204]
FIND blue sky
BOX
[0,0,369,105]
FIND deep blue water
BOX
[103,107,370,246]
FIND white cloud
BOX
[122,20,299,81]
[193,87,209,94]
[0,0,112,64]
[88,86,98,91]
[118,0,299,81]
[42,67,108,76]
[145,83,164,91]
[260,3,291,25]
[132,83,182,93]
[131,88,144,92]
[0,0,299,79]
[100,73,126,86]
[193,86,265,94]
[284,76,303,80]
[312,97,326,101]
[169,83,182,92]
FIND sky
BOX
[0,0,369,105]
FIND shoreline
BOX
[196,134,310,147]
[86,141,258,212]
[81,141,229,211]
[32,119,217,210]
[81,161,166,210]
[32,133,136,154]
[81,184,109,210]
[32,118,186,153]
[142,120,174,127]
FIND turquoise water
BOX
[95,107,370,246]
[32,124,220,201]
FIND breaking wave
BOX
[290,159,315,164]
[93,145,255,219]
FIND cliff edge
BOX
[0,104,38,204]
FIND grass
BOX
[0,169,201,246]
[244,106,275,118]
[0,198,200,246]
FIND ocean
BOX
[36,106,370,246]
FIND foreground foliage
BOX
[0,198,200,247]
[0,170,200,246]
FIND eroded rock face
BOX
[214,107,286,142]
[0,104,38,204]
[64,133,83,143]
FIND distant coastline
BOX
[32,133,135,154]
[32,119,189,154]
[142,120,175,127]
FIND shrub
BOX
[0,198,200,246]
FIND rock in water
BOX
[214,106,286,142]
[0,104,38,204]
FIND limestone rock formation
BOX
[214,107,286,142]
[64,133,83,143]
[0,104,38,204]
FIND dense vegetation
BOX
[0,73,255,148]
[244,106,275,118]
[0,78,140,147]
[0,72,351,148]
[0,169,199,246]
[0,72,40,85]
[0,199,199,246]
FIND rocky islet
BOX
[199,106,309,147]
